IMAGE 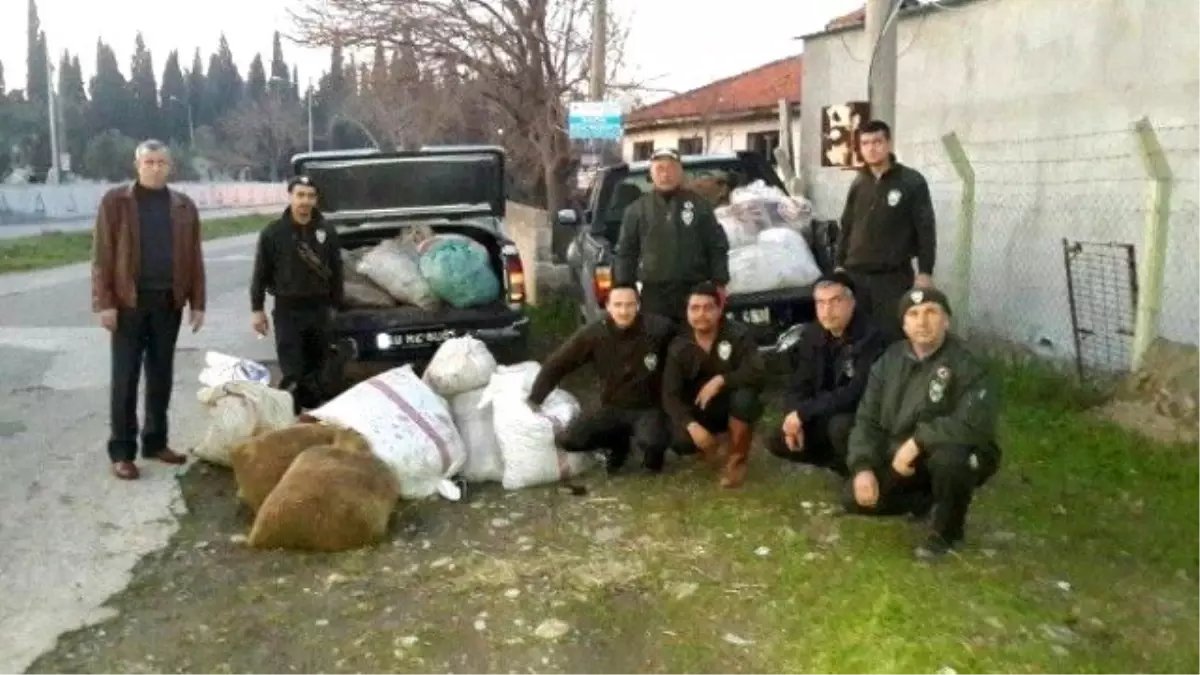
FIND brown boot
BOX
[720,420,753,489]
[112,461,140,480]
[146,448,188,465]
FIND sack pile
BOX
[343,229,503,311]
[717,181,822,295]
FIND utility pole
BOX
[46,55,60,184]
[307,79,314,152]
[588,0,607,101]
[865,0,898,128]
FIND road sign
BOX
[568,101,623,140]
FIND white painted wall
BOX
[799,0,1200,356]
[623,116,802,172]
[0,182,288,224]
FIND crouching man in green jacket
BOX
[844,287,1001,560]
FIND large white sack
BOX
[198,351,272,388]
[479,362,593,491]
[422,336,498,398]
[726,227,823,295]
[450,388,504,483]
[307,364,467,500]
[357,238,440,309]
[192,381,296,467]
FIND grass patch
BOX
[28,298,1199,674]
[0,214,272,275]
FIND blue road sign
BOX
[568,101,623,140]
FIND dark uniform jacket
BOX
[613,187,730,287]
[783,309,888,422]
[846,334,1000,474]
[250,208,344,312]
[528,313,674,410]
[662,320,764,428]
[836,157,937,275]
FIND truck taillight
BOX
[504,253,526,306]
[593,266,613,308]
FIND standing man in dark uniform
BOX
[92,139,206,480]
[250,175,344,414]
[526,284,675,474]
[614,148,730,325]
[661,283,766,489]
[836,119,937,341]
[768,272,887,475]
[844,287,1001,559]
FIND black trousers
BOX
[846,268,914,343]
[670,386,764,454]
[108,290,183,462]
[273,306,334,413]
[842,444,1000,542]
[767,412,853,476]
[640,281,694,325]
[557,407,670,471]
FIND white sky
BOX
[0,0,863,100]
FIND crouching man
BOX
[662,282,766,488]
[526,285,674,474]
[769,272,887,475]
[844,287,1001,559]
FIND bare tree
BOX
[290,0,632,210]
[222,94,307,180]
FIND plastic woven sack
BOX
[192,381,296,467]
[417,235,502,309]
[726,227,822,295]
[718,180,815,246]
[357,238,440,309]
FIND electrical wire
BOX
[866,0,907,103]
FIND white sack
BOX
[357,238,440,309]
[479,362,593,491]
[198,351,272,388]
[726,227,823,295]
[192,381,296,467]
[307,364,467,500]
[717,181,815,249]
[422,336,498,398]
[450,388,504,483]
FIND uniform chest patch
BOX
[643,353,658,371]
[315,230,327,245]
[681,201,695,226]
[928,365,952,403]
[842,359,856,379]
[717,340,732,361]
[887,189,902,207]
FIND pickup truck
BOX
[558,151,839,354]
[290,146,531,373]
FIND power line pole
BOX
[588,0,607,101]
[46,55,61,184]
[865,0,898,128]
[307,79,314,152]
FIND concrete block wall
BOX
[0,182,289,224]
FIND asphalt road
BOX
[0,205,282,240]
[0,234,273,673]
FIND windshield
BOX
[303,153,504,217]
[597,159,776,230]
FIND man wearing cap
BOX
[249,175,344,413]
[835,119,937,341]
[768,272,887,475]
[844,287,1001,559]
[614,148,731,324]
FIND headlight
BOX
[774,323,806,353]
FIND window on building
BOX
[746,131,782,166]
[632,141,654,161]
[677,137,704,155]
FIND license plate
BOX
[741,308,771,325]
[388,328,457,347]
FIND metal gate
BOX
[1062,239,1139,379]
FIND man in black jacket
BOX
[768,272,887,475]
[249,175,344,413]
[836,119,937,341]
[527,285,674,473]
[613,148,730,324]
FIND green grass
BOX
[518,298,1200,673]
[0,214,272,274]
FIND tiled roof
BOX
[625,55,800,128]
[826,7,866,30]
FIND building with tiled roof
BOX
[621,55,801,169]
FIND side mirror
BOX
[556,208,580,227]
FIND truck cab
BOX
[557,151,839,353]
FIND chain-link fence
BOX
[807,118,1199,379]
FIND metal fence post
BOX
[941,131,976,337]
[1129,117,1173,372]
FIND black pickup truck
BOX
[559,151,839,353]
[291,146,530,371]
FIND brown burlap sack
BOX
[247,445,400,552]
[230,423,371,512]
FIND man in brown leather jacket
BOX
[91,139,207,480]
